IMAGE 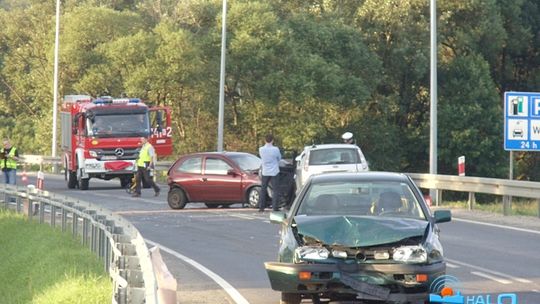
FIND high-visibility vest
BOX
[1,147,17,170]
[136,143,152,167]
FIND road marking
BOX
[446,258,532,284]
[446,262,459,269]
[230,214,258,220]
[453,217,540,235]
[145,239,250,304]
[470,271,512,284]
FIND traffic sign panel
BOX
[504,91,540,151]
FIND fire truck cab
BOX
[61,95,172,190]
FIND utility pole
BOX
[430,0,438,203]
[51,0,61,172]
[217,0,227,152]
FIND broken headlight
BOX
[392,245,427,263]
[294,246,330,262]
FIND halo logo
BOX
[429,275,464,304]
[428,275,518,304]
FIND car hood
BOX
[293,215,428,247]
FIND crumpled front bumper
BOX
[264,261,445,302]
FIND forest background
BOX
[0,0,538,180]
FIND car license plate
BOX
[101,156,117,160]
[340,272,390,300]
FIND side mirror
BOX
[269,210,287,224]
[156,111,163,133]
[227,169,239,176]
[72,113,81,135]
[433,210,451,223]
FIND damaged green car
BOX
[264,172,451,304]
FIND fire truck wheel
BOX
[80,178,89,190]
[168,188,187,209]
[120,177,131,188]
[67,171,77,189]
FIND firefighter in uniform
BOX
[132,137,160,197]
[1,138,19,185]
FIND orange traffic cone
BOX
[21,169,28,185]
[37,171,44,190]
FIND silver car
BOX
[295,144,369,191]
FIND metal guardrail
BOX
[0,184,159,304]
[408,173,540,217]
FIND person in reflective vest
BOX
[132,137,160,197]
[1,138,19,185]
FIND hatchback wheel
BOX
[247,187,261,208]
[168,188,187,209]
[280,293,301,304]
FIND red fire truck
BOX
[60,95,173,190]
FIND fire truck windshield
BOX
[87,113,150,138]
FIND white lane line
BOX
[145,239,250,304]
[452,217,540,235]
[446,258,532,284]
[229,214,258,220]
[470,271,512,284]
[446,263,459,269]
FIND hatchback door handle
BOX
[200,177,207,182]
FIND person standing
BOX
[258,134,282,212]
[1,138,19,185]
[132,137,160,197]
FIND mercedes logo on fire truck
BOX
[114,148,125,157]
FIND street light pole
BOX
[52,0,61,161]
[429,0,438,203]
[217,0,227,152]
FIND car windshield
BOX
[296,180,426,220]
[308,148,359,165]
[87,114,150,138]
[228,154,262,171]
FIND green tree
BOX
[60,6,146,96]
[0,2,57,153]
[438,55,505,177]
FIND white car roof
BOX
[303,143,360,151]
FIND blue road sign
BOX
[504,91,540,151]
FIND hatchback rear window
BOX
[178,157,202,174]
[308,148,360,165]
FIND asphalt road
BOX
[16,172,540,303]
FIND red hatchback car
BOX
[166,152,263,209]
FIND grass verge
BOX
[0,209,111,304]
